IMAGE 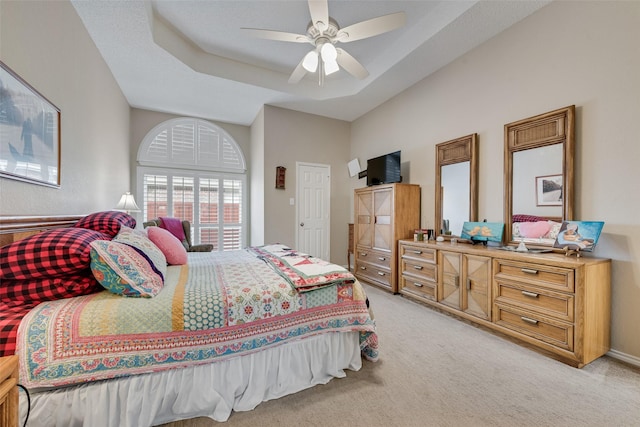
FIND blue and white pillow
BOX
[89,240,164,298]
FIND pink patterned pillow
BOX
[146,226,188,265]
[518,221,552,238]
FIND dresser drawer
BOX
[400,258,437,282]
[356,261,392,289]
[399,243,436,264]
[400,275,437,301]
[494,259,574,292]
[495,282,574,322]
[495,305,574,351]
[355,247,391,269]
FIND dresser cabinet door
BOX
[355,191,373,248]
[440,252,491,319]
[462,254,491,320]
[439,251,461,310]
[372,187,393,251]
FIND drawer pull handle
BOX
[522,290,539,298]
[378,257,386,261]
[360,252,367,256]
[520,316,539,325]
[413,282,424,288]
[412,250,423,254]
[413,265,423,270]
[360,266,366,270]
[444,274,459,287]
[377,272,386,276]
[466,279,471,290]
[521,268,539,275]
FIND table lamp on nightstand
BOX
[115,192,141,214]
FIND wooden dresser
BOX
[398,240,611,367]
[354,184,420,293]
[0,356,19,427]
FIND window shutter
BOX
[138,118,246,251]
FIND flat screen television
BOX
[366,151,401,186]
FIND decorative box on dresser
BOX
[354,183,420,293]
[398,240,611,367]
[0,355,18,427]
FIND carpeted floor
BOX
[160,283,640,427]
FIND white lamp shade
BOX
[302,51,319,72]
[320,43,339,75]
[115,192,140,213]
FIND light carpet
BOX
[160,283,640,427]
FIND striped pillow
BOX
[89,240,164,298]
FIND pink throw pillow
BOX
[146,226,188,265]
[518,221,552,239]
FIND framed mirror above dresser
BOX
[434,133,478,239]
[504,106,575,247]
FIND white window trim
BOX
[136,118,247,250]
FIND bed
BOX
[0,212,378,427]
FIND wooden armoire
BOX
[353,183,420,293]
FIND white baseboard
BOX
[607,349,640,368]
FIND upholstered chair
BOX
[143,218,214,252]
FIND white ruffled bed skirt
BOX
[20,331,362,427]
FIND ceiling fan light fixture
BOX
[320,42,339,75]
[324,58,339,75]
[320,42,337,62]
[302,51,319,72]
[244,1,406,85]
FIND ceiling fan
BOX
[242,0,406,85]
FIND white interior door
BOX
[296,162,330,260]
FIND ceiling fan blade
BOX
[288,56,308,84]
[242,28,310,43]
[308,0,329,32]
[336,12,406,43]
[336,48,369,80]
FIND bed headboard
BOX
[0,215,83,247]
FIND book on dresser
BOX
[398,239,611,368]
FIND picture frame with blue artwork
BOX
[553,221,604,252]
[460,222,504,245]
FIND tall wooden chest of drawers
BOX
[354,184,420,293]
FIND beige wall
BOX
[0,0,130,215]
[262,106,351,265]
[351,1,640,361]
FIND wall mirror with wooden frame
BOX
[504,105,575,247]
[435,134,478,239]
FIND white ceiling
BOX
[71,0,549,126]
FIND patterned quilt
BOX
[18,247,378,388]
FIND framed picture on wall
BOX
[535,174,562,206]
[0,61,61,187]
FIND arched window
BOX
[137,118,246,251]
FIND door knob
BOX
[300,222,304,227]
